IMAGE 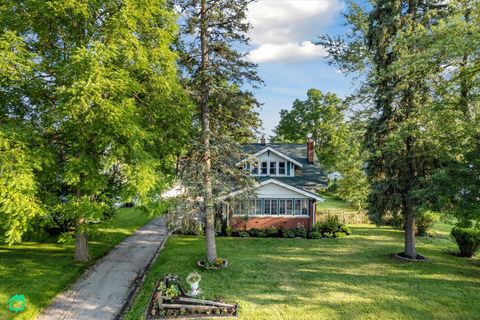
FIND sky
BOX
[246,0,359,139]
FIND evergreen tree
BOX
[176,0,261,262]
[321,0,446,258]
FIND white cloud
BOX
[247,0,343,63]
[249,41,327,63]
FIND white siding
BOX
[256,152,285,162]
[256,183,308,199]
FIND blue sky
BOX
[247,0,361,139]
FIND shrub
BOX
[333,232,346,238]
[225,226,233,237]
[239,231,250,237]
[231,228,240,237]
[257,229,267,237]
[248,228,261,237]
[308,231,321,239]
[283,229,296,238]
[416,211,440,236]
[451,227,480,258]
[314,216,351,238]
[340,225,352,235]
[266,226,279,237]
[293,223,307,238]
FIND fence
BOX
[316,209,370,224]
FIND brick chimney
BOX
[260,135,266,145]
[307,138,314,164]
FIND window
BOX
[251,162,258,175]
[269,162,277,175]
[264,199,271,215]
[271,199,278,215]
[278,162,286,175]
[294,199,302,215]
[255,199,262,215]
[261,162,268,175]
[286,199,293,215]
[279,200,286,215]
[301,200,309,215]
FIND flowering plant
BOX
[186,271,201,284]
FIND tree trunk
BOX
[200,0,217,262]
[404,210,416,258]
[74,217,91,262]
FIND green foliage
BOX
[0,126,43,244]
[273,89,348,172]
[282,229,296,239]
[1,0,191,251]
[308,231,321,239]
[416,211,440,236]
[313,217,351,238]
[225,226,233,237]
[266,226,279,237]
[292,223,308,238]
[451,227,480,258]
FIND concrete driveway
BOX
[37,216,169,320]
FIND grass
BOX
[316,193,357,212]
[0,206,167,320]
[125,223,480,320]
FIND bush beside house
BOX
[224,217,351,239]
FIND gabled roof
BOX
[236,146,303,167]
[259,179,324,201]
[240,143,328,191]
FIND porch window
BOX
[261,162,268,175]
[279,199,286,215]
[301,200,309,215]
[286,199,293,215]
[255,199,262,215]
[271,199,278,215]
[264,199,271,215]
[294,199,301,215]
[278,162,286,175]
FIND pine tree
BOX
[321,0,446,259]
[176,0,261,262]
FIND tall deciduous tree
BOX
[177,0,261,262]
[273,89,348,173]
[1,0,191,260]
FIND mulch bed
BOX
[394,252,427,262]
[145,274,237,319]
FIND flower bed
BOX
[197,258,228,270]
[145,274,237,319]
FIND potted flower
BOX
[186,271,202,297]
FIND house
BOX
[224,138,327,230]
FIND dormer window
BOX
[261,162,268,175]
[269,162,277,175]
[278,162,286,175]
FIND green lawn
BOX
[0,206,167,320]
[316,194,357,211]
[125,223,480,320]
